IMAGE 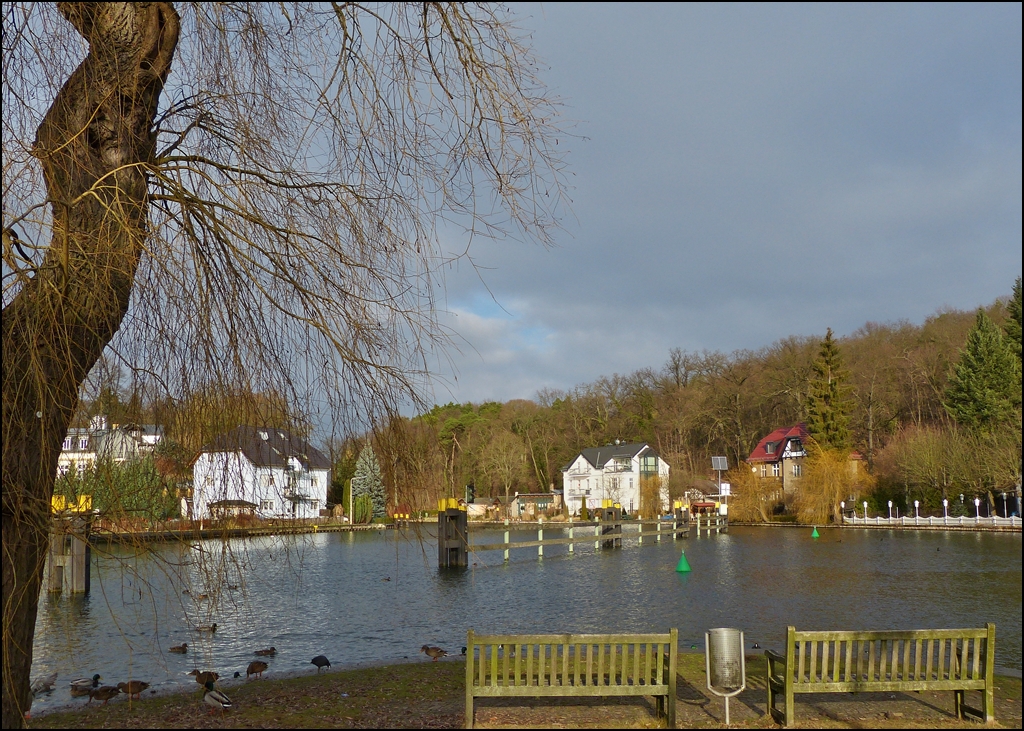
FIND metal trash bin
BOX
[705,627,746,724]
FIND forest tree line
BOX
[68,280,1021,522]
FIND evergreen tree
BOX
[806,328,853,450]
[945,310,1022,431]
[1005,276,1022,362]
[352,445,387,518]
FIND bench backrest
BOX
[783,625,995,687]
[466,630,677,690]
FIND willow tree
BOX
[1,2,567,724]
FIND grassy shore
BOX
[26,654,1022,729]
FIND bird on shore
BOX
[461,647,467,656]
[88,685,122,705]
[117,680,150,700]
[203,681,232,715]
[30,672,58,696]
[69,674,102,696]
[246,660,269,679]
[195,623,218,633]
[169,643,188,654]
[311,655,331,673]
[187,669,220,686]
[254,647,276,656]
[421,645,449,661]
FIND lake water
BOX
[30,525,1022,712]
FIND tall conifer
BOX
[1005,276,1022,362]
[945,310,1021,431]
[807,328,852,450]
[353,445,387,518]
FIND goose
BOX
[420,645,448,661]
[117,680,150,700]
[246,661,268,679]
[310,655,331,673]
[169,643,188,654]
[88,685,122,705]
[202,681,232,714]
[30,672,58,696]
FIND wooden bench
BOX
[464,629,677,729]
[766,624,995,726]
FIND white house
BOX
[57,415,164,475]
[191,425,330,520]
[561,442,670,516]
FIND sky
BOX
[422,3,1023,408]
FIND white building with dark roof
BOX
[191,426,330,520]
[561,441,670,516]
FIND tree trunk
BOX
[1,4,178,726]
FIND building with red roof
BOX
[747,422,864,494]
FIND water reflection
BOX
[31,526,1021,712]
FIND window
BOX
[771,463,780,478]
[310,500,319,511]
[62,438,72,451]
[260,499,275,511]
[79,437,89,450]
[764,442,775,455]
[640,454,659,474]
[792,463,802,477]
[57,464,70,476]
[760,464,767,478]
[789,439,802,453]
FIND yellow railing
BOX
[51,494,92,513]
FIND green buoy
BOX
[811,526,820,539]
[676,550,691,572]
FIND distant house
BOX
[746,423,862,493]
[561,442,670,516]
[191,425,330,520]
[57,415,164,476]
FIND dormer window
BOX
[764,442,776,455]
[789,439,802,452]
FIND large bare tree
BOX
[1,2,567,724]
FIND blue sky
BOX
[427,3,1022,406]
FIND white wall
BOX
[193,452,329,520]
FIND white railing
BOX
[843,515,1022,529]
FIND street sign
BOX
[720,483,731,496]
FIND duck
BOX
[169,643,188,654]
[195,623,218,633]
[117,680,150,700]
[246,661,268,679]
[310,655,331,673]
[88,685,122,705]
[202,680,232,715]
[30,672,58,695]
[752,643,761,650]
[187,669,220,686]
[421,645,448,662]
[69,674,102,693]
[253,647,276,656]
[196,593,209,600]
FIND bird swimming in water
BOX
[254,647,277,656]
[169,643,188,654]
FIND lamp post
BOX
[914,500,919,520]
[863,501,868,520]
[974,497,981,520]
[1002,492,1008,519]
[942,498,948,520]
[887,500,893,520]
[840,501,845,523]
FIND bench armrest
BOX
[764,649,785,665]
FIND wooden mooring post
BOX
[48,514,92,595]
[438,508,468,568]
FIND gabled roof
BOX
[198,425,330,471]
[748,424,807,463]
[564,442,656,471]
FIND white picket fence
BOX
[843,515,1022,529]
